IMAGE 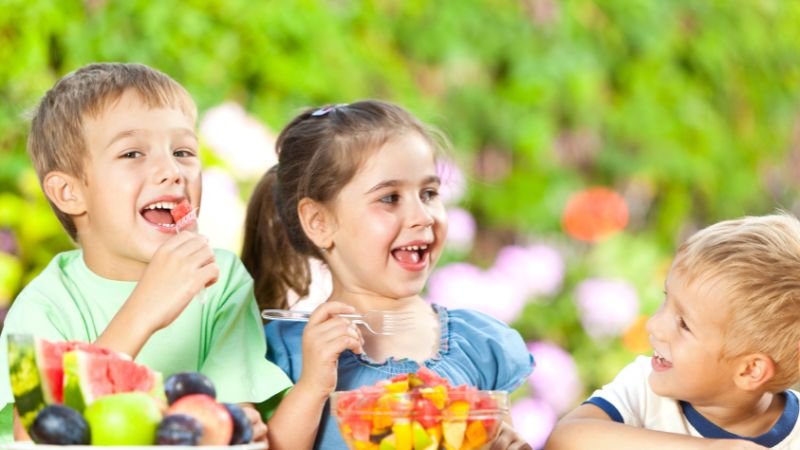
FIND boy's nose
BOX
[154,155,183,185]
[645,308,666,341]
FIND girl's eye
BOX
[173,148,196,158]
[421,188,439,201]
[379,194,400,204]
[121,150,142,159]
[678,317,691,332]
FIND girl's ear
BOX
[43,171,87,216]
[297,197,336,251]
[733,353,776,391]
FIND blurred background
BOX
[2,0,800,447]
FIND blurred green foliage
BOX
[2,0,800,413]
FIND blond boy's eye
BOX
[121,151,142,159]
[173,148,195,157]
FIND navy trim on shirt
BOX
[681,390,798,447]
[584,397,625,423]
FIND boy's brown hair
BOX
[672,213,800,391]
[27,62,196,240]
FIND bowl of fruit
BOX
[330,368,507,450]
[7,334,261,448]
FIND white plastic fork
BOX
[261,309,417,335]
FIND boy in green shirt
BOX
[0,63,292,443]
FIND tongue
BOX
[393,249,420,264]
[142,209,174,225]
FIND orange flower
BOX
[562,187,629,242]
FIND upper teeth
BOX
[144,202,177,210]
[399,245,428,251]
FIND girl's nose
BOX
[408,198,435,228]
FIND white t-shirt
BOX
[586,356,800,449]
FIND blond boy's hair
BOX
[27,62,196,240]
[672,213,800,391]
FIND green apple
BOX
[83,392,162,445]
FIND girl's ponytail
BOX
[242,165,310,312]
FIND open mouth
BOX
[652,350,673,370]
[140,201,179,229]
[391,243,432,269]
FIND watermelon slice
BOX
[63,348,164,413]
[7,335,116,429]
[170,200,197,232]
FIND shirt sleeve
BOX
[447,309,535,392]
[584,356,651,426]
[198,251,292,413]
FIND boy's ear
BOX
[297,197,336,251]
[43,171,87,216]
[733,353,776,391]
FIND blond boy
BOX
[546,214,800,449]
[0,63,292,443]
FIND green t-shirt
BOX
[0,249,292,442]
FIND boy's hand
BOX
[134,231,219,332]
[238,403,268,445]
[297,302,364,400]
[96,231,218,358]
[490,422,532,450]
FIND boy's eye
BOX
[121,150,142,159]
[678,317,691,332]
[173,148,196,157]
[379,194,400,204]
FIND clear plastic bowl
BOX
[330,389,508,450]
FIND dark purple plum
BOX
[223,403,254,444]
[156,414,204,445]
[164,371,216,404]
[30,404,90,445]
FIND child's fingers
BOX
[196,263,220,289]
[307,301,356,326]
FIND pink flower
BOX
[489,244,564,300]
[575,278,639,339]
[510,397,558,449]
[198,169,245,252]
[426,263,526,323]
[200,102,277,179]
[436,157,467,205]
[289,258,333,311]
[445,207,476,253]
[527,341,582,414]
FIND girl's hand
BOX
[297,302,364,400]
[489,421,532,450]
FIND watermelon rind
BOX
[7,334,47,430]
[62,350,89,413]
[63,349,166,414]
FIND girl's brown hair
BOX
[242,100,445,313]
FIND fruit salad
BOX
[330,368,507,450]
